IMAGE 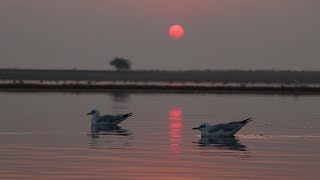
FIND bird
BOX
[87,109,132,126]
[192,118,253,137]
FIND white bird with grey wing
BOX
[87,109,133,126]
[192,118,253,137]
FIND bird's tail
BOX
[239,118,253,124]
[123,112,133,118]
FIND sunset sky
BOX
[0,0,319,70]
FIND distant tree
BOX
[109,57,132,71]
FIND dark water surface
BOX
[0,92,319,179]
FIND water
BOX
[0,92,319,179]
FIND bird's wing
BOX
[97,115,117,123]
[208,122,243,133]
[222,122,242,131]
[222,118,252,131]
[208,124,227,133]
[238,118,253,124]
[99,114,129,124]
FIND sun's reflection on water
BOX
[168,108,183,157]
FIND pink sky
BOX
[0,0,320,70]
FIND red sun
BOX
[169,25,185,40]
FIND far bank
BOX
[1,69,320,84]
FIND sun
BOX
[169,25,185,40]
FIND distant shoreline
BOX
[1,83,320,95]
[1,68,320,83]
[1,68,320,94]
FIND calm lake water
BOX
[0,92,319,179]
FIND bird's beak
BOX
[192,127,200,130]
[87,112,92,115]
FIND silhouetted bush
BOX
[109,57,132,71]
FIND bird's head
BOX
[87,109,100,117]
[192,123,209,132]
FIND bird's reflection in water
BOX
[109,92,130,103]
[89,125,132,148]
[90,125,130,137]
[197,136,247,151]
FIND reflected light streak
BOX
[168,108,183,157]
